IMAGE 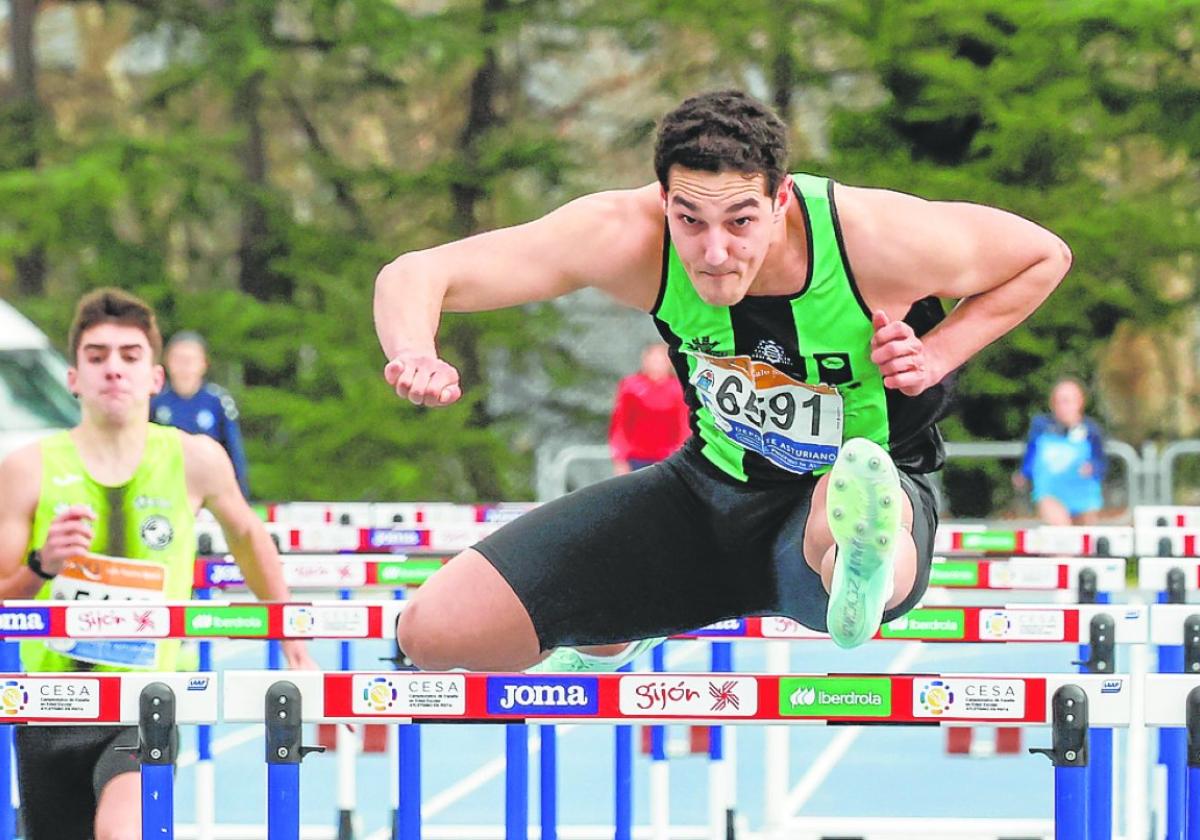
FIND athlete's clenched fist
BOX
[384,351,462,407]
[869,310,936,397]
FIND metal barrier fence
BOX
[535,439,1200,508]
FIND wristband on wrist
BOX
[26,550,56,581]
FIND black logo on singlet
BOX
[684,336,725,356]
[815,353,853,385]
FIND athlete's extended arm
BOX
[0,446,94,599]
[374,187,663,406]
[185,435,316,669]
[840,186,1072,396]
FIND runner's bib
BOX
[49,553,167,669]
[689,353,843,474]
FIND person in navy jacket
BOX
[1014,377,1106,524]
[151,331,250,497]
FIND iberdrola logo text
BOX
[779,677,892,717]
[880,609,965,640]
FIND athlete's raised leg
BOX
[94,772,140,840]
[396,548,542,671]
[803,439,918,647]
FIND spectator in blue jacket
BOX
[1014,377,1106,525]
[151,331,250,497]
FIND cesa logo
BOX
[0,680,28,716]
[40,682,92,698]
[486,677,598,715]
[962,682,1019,699]
[362,676,399,712]
[403,677,462,697]
[283,606,367,638]
[981,611,1012,639]
[286,607,316,636]
[918,679,955,716]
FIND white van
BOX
[0,300,79,460]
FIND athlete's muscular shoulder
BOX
[833,182,1069,310]
[571,185,667,311]
[428,184,666,314]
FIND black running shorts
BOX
[15,724,174,839]
[476,447,938,650]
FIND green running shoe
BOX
[527,637,665,673]
[825,437,902,649]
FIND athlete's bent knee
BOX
[95,827,140,840]
[396,600,459,670]
[95,772,140,840]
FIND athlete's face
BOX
[662,167,788,307]
[1050,381,1085,427]
[68,323,164,425]
[165,339,208,398]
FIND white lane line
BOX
[177,724,264,769]
[784,642,923,816]
[363,642,710,837]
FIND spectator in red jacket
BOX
[609,342,690,474]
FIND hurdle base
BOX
[336,809,354,840]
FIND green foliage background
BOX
[1,1,1197,509]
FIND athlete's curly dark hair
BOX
[654,90,789,196]
[68,288,163,362]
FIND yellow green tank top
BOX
[22,425,195,672]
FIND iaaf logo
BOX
[187,677,210,692]
[617,676,757,717]
[66,607,168,638]
[486,677,598,715]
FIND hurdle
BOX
[221,669,1128,840]
[1131,504,1200,840]
[934,523,1134,557]
[190,517,1138,839]
[0,595,1142,839]
[119,511,1165,837]
[0,671,218,840]
[9,666,1196,840]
